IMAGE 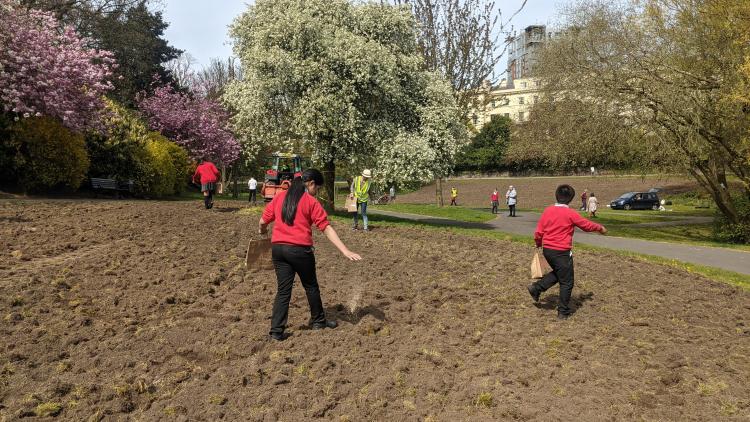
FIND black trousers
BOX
[270,244,326,335]
[248,189,256,203]
[204,190,214,209]
[531,248,574,315]
[508,204,516,216]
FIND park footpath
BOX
[369,209,750,276]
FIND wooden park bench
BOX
[90,178,134,198]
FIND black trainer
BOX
[311,320,338,330]
[557,313,570,321]
[527,284,540,303]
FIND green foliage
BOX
[85,100,190,197]
[455,115,511,172]
[143,133,190,197]
[8,116,89,192]
[714,195,750,243]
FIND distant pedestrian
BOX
[527,184,608,320]
[450,187,458,206]
[590,166,596,176]
[389,185,396,203]
[351,169,372,231]
[581,189,589,211]
[259,169,362,341]
[192,158,220,210]
[490,189,499,214]
[506,185,517,217]
[587,193,599,218]
[248,176,258,204]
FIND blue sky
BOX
[161,0,565,70]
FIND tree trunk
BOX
[688,166,739,224]
[436,178,444,207]
[322,160,336,212]
[232,164,239,199]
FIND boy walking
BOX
[450,187,458,206]
[527,184,607,320]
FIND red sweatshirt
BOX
[534,204,603,251]
[491,192,499,201]
[192,162,220,184]
[261,190,330,246]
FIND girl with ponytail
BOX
[259,169,362,341]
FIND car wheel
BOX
[652,204,659,211]
[624,204,632,210]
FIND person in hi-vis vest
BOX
[450,187,458,206]
[350,169,372,231]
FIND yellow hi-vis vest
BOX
[354,176,370,203]
[451,188,458,198]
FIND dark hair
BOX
[281,169,324,225]
[555,184,576,204]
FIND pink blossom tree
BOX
[0,3,116,131]
[137,85,240,164]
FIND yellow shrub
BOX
[10,117,89,192]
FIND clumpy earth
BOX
[399,176,709,209]
[1,199,748,421]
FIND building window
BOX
[519,97,525,105]
[535,80,541,87]
[521,82,527,88]
[518,112,525,120]
[533,96,539,103]
[504,113,510,118]
[490,114,500,122]
[491,100,496,108]
[472,114,478,126]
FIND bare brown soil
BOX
[1,199,749,421]
[400,176,702,209]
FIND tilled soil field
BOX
[399,176,703,209]
[1,199,748,421]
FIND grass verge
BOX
[370,203,496,223]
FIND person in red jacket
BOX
[192,158,221,209]
[527,184,607,320]
[490,189,499,214]
[259,169,362,341]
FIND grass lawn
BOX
[370,203,496,223]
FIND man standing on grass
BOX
[192,158,221,210]
[450,186,458,206]
[351,169,372,231]
[248,176,258,205]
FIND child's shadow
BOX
[534,291,594,312]
[324,303,386,324]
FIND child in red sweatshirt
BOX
[528,184,607,320]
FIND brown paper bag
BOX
[216,182,224,194]
[530,249,552,279]
[344,195,358,213]
[245,238,274,271]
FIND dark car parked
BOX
[610,192,661,210]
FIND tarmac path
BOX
[369,208,750,275]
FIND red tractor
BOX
[260,152,306,202]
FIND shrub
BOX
[714,195,750,244]
[8,117,89,192]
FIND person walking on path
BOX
[248,176,258,205]
[490,189,500,214]
[450,187,458,206]
[580,189,589,211]
[587,192,599,218]
[351,169,372,231]
[506,185,518,217]
[259,169,362,341]
[527,184,607,320]
[192,158,220,210]
[389,185,396,203]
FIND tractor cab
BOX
[261,152,308,202]
[264,153,303,185]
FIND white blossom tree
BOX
[225,0,467,209]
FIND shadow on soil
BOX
[533,291,595,313]
[325,303,386,324]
